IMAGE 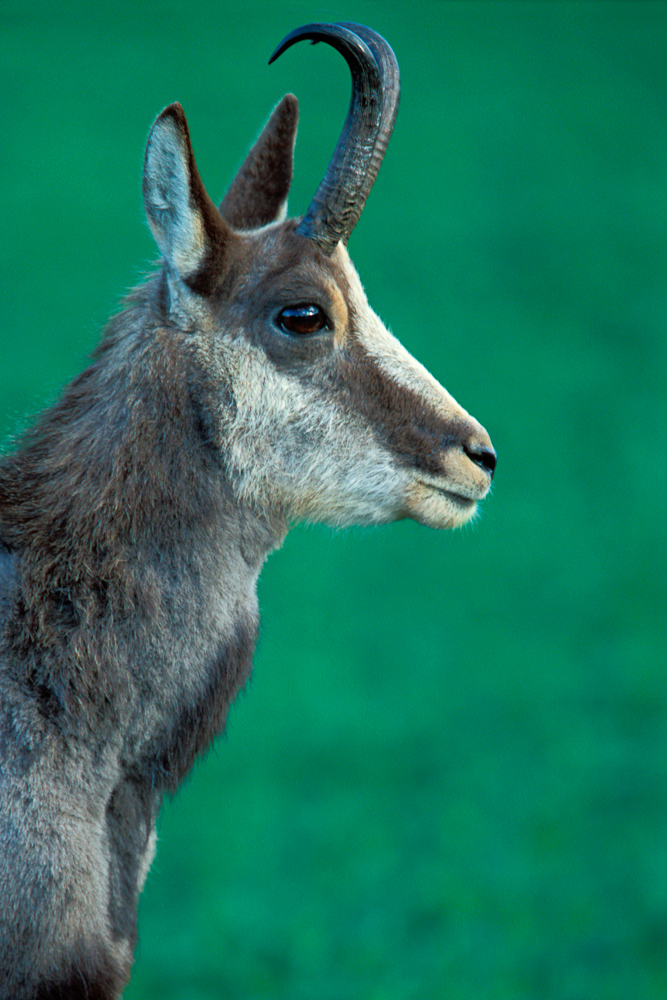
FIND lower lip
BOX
[425,484,476,507]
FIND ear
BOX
[143,103,231,295]
[219,94,298,230]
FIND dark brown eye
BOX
[277,304,329,336]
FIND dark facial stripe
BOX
[335,335,471,476]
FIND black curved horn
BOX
[269,22,400,256]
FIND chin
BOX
[406,487,480,531]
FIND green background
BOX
[2,1,666,997]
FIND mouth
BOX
[402,479,481,530]
[419,481,478,509]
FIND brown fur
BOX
[0,285,219,717]
[338,334,473,476]
[33,942,125,1000]
[220,94,298,229]
[0,40,494,997]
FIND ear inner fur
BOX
[143,102,232,296]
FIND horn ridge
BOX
[270,22,400,256]
[337,23,400,242]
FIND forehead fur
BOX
[231,220,352,314]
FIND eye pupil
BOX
[278,304,328,335]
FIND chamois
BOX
[0,22,495,999]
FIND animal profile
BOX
[0,22,495,999]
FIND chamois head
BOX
[142,22,495,533]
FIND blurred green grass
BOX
[2,1,667,997]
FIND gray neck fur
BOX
[0,280,283,996]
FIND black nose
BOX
[464,442,497,479]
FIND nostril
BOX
[464,442,497,478]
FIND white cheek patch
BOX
[218,338,406,525]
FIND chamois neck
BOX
[0,279,285,767]
[0,279,286,640]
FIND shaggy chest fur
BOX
[0,486,263,996]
